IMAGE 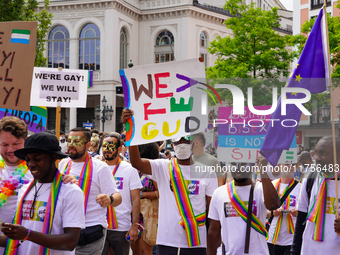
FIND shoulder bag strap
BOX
[244,182,255,254]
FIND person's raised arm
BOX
[121,109,152,174]
[256,156,280,211]
[2,224,80,251]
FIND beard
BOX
[1,152,20,166]
[104,151,118,161]
[233,178,250,184]
[68,147,86,160]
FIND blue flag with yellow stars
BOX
[260,9,328,166]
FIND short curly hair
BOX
[0,116,28,140]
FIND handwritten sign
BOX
[217,106,297,164]
[0,106,46,133]
[120,58,208,146]
[30,67,90,108]
[0,21,37,111]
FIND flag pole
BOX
[323,3,339,219]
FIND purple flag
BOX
[260,9,328,166]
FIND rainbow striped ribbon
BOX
[271,178,295,244]
[169,159,201,247]
[64,154,93,214]
[107,159,121,229]
[226,181,268,240]
[307,172,336,241]
[4,171,63,255]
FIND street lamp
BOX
[321,100,330,121]
[95,96,114,131]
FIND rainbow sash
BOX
[306,173,336,241]
[107,159,121,229]
[271,178,295,244]
[63,154,93,214]
[5,171,63,255]
[226,181,268,240]
[169,159,202,247]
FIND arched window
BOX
[200,31,208,67]
[155,30,174,63]
[48,26,69,69]
[120,28,128,69]
[79,23,100,70]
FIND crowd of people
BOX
[0,111,339,255]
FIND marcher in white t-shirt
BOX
[0,117,33,255]
[122,103,218,255]
[0,132,85,255]
[291,137,340,255]
[59,128,122,255]
[100,133,142,255]
[267,164,301,255]
[207,158,280,255]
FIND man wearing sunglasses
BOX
[207,158,280,255]
[101,132,142,255]
[121,109,218,255]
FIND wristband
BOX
[14,229,31,248]
[109,194,114,204]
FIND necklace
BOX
[29,182,44,219]
[0,158,28,207]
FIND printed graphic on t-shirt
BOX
[325,197,340,215]
[114,177,124,190]
[278,194,297,208]
[224,201,257,218]
[169,180,200,195]
[22,200,47,222]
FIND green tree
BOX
[206,0,297,106]
[0,0,53,66]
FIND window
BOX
[48,26,69,69]
[79,23,100,70]
[120,28,128,69]
[155,30,175,63]
[200,32,208,67]
[311,0,331,10]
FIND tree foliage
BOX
[206,0,297,106]
[0,0,53,67]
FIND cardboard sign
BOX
[0,106,46,133]
[0,21,37,111]
[30,67,89,108]
[120,58,208,146]
[217,106,297,164]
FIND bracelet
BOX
[132,222,145,230]
[14,229,31,248]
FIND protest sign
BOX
[30,67,90,108]
[0,21,37,111]
[0,106,46,133]
[120,58,208,146]
[217,106,297,164]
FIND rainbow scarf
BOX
[5,171,63,255]
[107,159,121,229]
[226,181,268,240]
[306,172,336,241]
[63,154,93,214]
[271,178,295,244]
[169,159,202,247]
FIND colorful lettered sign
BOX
[217,106,297,164]
[120,58,208,146]
[0,21,37,111]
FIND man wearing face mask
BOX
[207,159,280,255]
[121,109,218,255]
[100,133,142,255]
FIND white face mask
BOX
[174,143,192,160]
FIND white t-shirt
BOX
[16,181,85,255]
[108,161,142,232]
[59,157,119,228]
[208,182,268,255]
[149,159,218,248]
[297,176,340,254]
[267,180,301,246]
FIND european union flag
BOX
[260,9,328,166]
